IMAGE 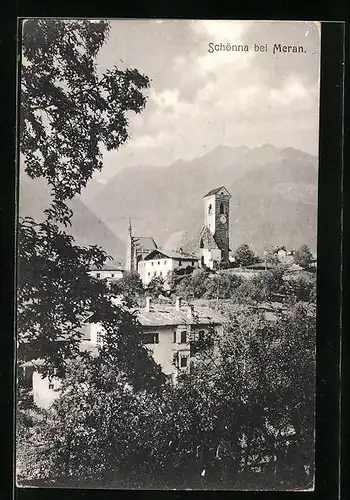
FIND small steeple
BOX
[125,217,134,271]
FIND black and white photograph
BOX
[16,19,320,490]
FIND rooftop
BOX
[132,302,225,327]
[90,260,125,272]
[203,186,231,198]
[144,248,198,261]
[132,236,158,252]
[164,225,220,256]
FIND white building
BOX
[89,263,124,282]
[135,297,225,382]
[29,297,225,408]
[137,249,199,287]
[87,297,224,383]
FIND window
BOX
[173,331,176,343]
[164,260,167,265]
[111,273,114,277]
[96,331,104,344]
[172,353,178,366]
[142,332,159,344]
[180,356,188,368]
[191,261,195,266]
[158,261,160,265]
[160,271,163,276]
[151,262,154,266]
[208,204,212,215]
[200,238,204,249]
[180,331,187,343]
[154,271,157,276]
[220,202,224,214]
[48,383,54,390]
[148,272,150,277]
[179,260,182,266]
[96,273,101,278]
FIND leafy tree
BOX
[16,354,164,487]
[21,19,149,201]
[234,244,257,267]
[235,267,286,304]
[112,270,144,307]
[285,275,316,303]
[204,272,243,299]
[18,19,150,368]
[263,247,279,266]
[293,244,314,270]
[177,268,209,299]
[185,302,315,489]
[147,275,165,298]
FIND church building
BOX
[125,217,158,271]
[125,186,232,279]
[163,186,231,270]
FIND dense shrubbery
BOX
[17,303,315,490]
[169,266,316,305]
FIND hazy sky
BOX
[96,20,320,178]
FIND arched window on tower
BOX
[219,202,224,214]
[208,204,212,215]
[200,238,204,249]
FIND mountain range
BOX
[86,144,318,257]
[18,144,318,263]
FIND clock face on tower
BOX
[219,214,227,224]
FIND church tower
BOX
[125,218,135,271]
[203,186,231,262]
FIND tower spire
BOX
[125,217,134,271]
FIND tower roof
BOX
[203,186,231,198]
[132,236,157,252]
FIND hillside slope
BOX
[87,144,318,253]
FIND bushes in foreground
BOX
[17,304,315,490]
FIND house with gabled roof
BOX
[87,296,225,384]
[138,248,199,287]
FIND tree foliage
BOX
[234,244,257,267]
[146,275,166,298]
[111,271,144,307]
[17,303,315,489]
[18,19,151,369]
[293,244,314,270]
[203,272,243,299]
[21,19,150,201]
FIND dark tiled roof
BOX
[203,186,231,198]
[164,226,223,256]
[144,248,198,261]
[90,259,124,272]
[90,265,125,272]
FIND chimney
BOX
[175,297,182,311]
[145,297,151,312]
[187,304,194,320]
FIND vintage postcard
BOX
[16,19,320,490]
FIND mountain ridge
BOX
[85,144,317,254]
[18,143,318,265]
